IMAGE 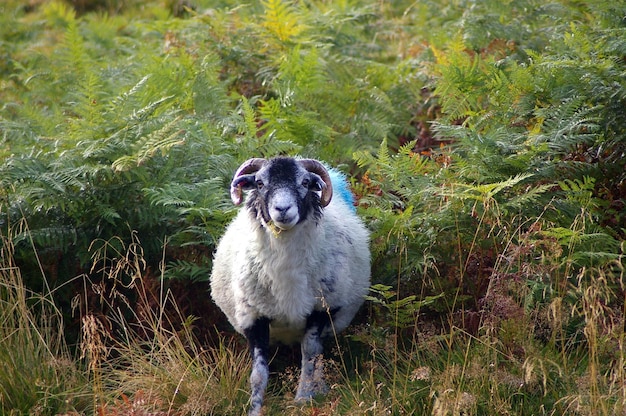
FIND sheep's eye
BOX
[256,180,264,189]
[301,178,310,188]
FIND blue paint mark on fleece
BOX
[328,168,356,212]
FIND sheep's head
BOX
[230,157,333,230]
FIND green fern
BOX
[238,96,261,140]
[112,113,185,172]
[1,0,625,414]
[531,98,601,154]
[432,34,491,121]
[261,0,307,43]
[366,283,444,329]
[276,46,325,97]
[164,259,211,282]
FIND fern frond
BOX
[433,35,490,121]
[144,187,195,208]
[109,75,153,113]
[531,97,600,154]
[354,137,390,170]
[261,0,307,43]
[42,0,76,28]
[136,118,186,164]
[13,225,79,252]
[276,46,326,98]
[442,173,533,205]
[192,54,230,118]
[144,178,229,216]
[239,96,260,139]
[503,183,554,212]
[97,205,122,225]
[129,95,176,123]
[164,259,211,282]
[60,18,88,75]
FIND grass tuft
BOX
[0,229,89,415]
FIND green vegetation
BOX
[1,0,624,414]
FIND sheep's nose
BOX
[274,204,291,214]
[269,191,299,229]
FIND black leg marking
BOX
[295,308,340,401]
[244,317,271,416]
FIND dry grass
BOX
[1,218,624,415]
[0,226,89,415]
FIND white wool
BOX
[210,183,370,343]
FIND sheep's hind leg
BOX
[295,309,333,401]
[244,317,271,416]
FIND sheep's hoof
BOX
[295,381,329,403]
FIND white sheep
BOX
[210,156,371,415]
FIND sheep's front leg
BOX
[244,317,271,416]
[295,309,332,401]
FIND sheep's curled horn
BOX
[229,158,333,207]
[229,158,265,205]
[298,159,333,206]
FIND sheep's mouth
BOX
[270,217,298,230]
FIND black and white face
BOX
[233,158,325,231]
[253,160,324,230]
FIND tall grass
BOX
[0,216,626,416]
[77,232,255,415]
[2,214,624,415]
[0,225,89,415]
[0,241,622,416]
[0,223,258,415]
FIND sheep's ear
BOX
[308,173,326,192]
[230,174,256,205]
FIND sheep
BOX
[210,156,371,415]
